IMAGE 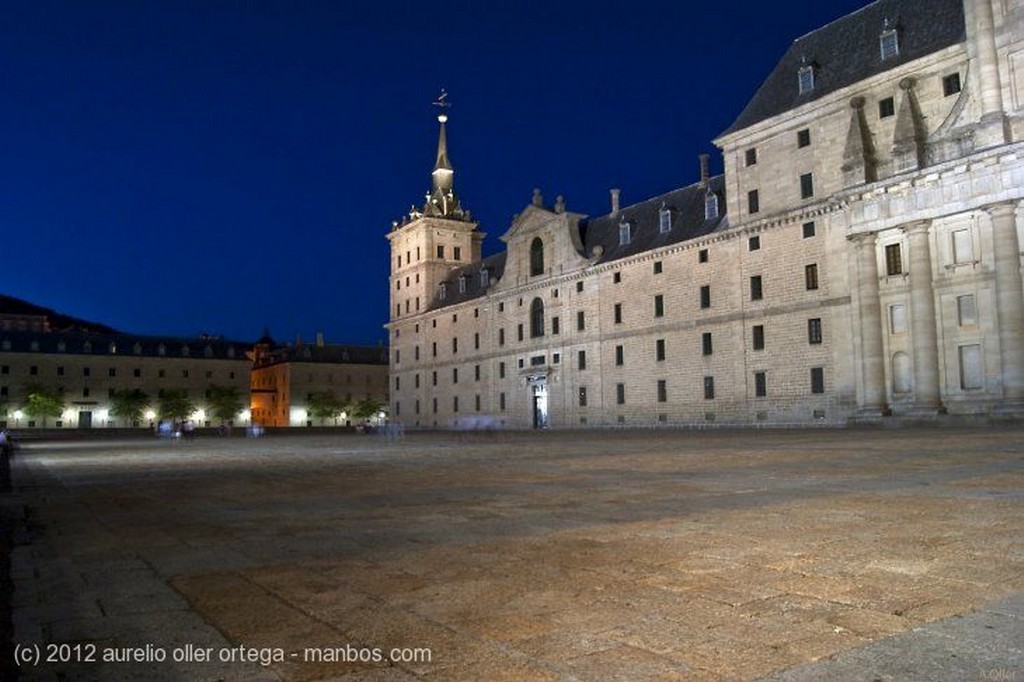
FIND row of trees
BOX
[3,386,385,427]
[3,385,245,427]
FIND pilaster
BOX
[904,220,944,413]
[987,201,1024,403]
[851,233,888,415]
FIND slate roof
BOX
[720,0,965,137]
[0,329,252,361]
[427,251,507,311]
[426,177,726,311]
[582,176,727,264]
[258,344,389,366]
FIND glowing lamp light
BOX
[13,410,23,420]
[193,409,205,421]
[144,410,156,420]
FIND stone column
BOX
[966,0,1008,147]
[851,232,887,415]
[988,201,1024,403]
[905,220,943,412]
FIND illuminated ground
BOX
[7,428,1024,680]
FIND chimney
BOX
[316,331,325,347]
[610,188,621,216]
[698,154,710,188]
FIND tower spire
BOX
[421,89,468,220]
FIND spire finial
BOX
[433,89,450,123]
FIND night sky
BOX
[0,0,868,346]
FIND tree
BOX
[157,389,195,421]
[351,397,385,422]
[22,385,64,427]
[207,385,244,423]
[307,391,346,425]
[109,389,149,427]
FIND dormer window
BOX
[158,343,166,356]
[83,340,92,353]
[438,282,448,300]
[619,221,632,246]
[133,342,142,354]
[705,192,719,220]
[109,342,117,354]
[798,64,815,95]
[57,340,66,353]
[880,25,899,61]
[659,207,672,234]
[458,275,467,294]
[480,269,490,288]
[181,344,190,357]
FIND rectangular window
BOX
[803,221,816,238]
[576,281,584,293]
[752,325,765,350]
[613,272,621,284]
[498,328,505,346]
[754,371,767,397]
[797,128,811,148]
[452,368,459,384]
[957,294,978,327]
[702,332,713,356]
[432,371,437,386]
[805,263,819,290]
[943,72,961,97]
[659,211,671,234]
[616,383,625,405]
[29,365,38,376]
[952,229,973,264]
[578,350,587,370]
[657,379,667,403]
[747,189,760,214]
[704,376,715,400]
[453,246,461,261]
[474,364,481,381]
[653,260,663,274]
[579,386,588,407]
[959,344,984,390]
[698,249,708,263]
[879,96,895,118]
[808,318,822,344]
[475,395,481,411]
[619,223,631,245]
[810,367,825,394]
[432,342,437,357]
[83,367,91,377]
[452,337,458,354]
[474,332,480,350]
[749,235,760,251]
[885,244,903,275]
[798,65,814,94]
[437,245,445,258]
[499,392,506,411]
[614,303,622,324]
[133,368,141,378]
[576,310,585,331]
[656,338,665,362]
[517,324,524,342]
[552,316,560,335]
[108,368,116,377]
[750,275,763,301]
[499,361,506,379]
[615,345,624,366]
[800,173,814,199]
[415,374,420,388]
[654,294,664,318]
[745,148,757,166]
[880,29,899,60]
[700,285,711,309]
[56,366,64,376]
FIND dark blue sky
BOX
[0,0,867,345]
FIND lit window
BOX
[880,27,899,61]
[798,64,815,95]
[704,192,719,220]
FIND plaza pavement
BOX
[2,427,1023,681]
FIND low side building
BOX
[250,334,389,427]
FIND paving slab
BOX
[2,428,1022,680]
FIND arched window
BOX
[530,298,545,338]
[530,237,544,276]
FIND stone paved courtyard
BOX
[5,427,1024,680]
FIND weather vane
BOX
[433,89,451,110]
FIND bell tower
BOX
[387,92,483,323]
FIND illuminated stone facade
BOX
[388,0,1023,428]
